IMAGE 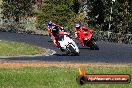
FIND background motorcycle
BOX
[76,30,99,50]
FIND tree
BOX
[83,0,132,33]
[73,0,81,14]
[1,0,34,22]
[37,0,80,28]
[91,0,104,25]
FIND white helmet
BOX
[75,23,81,28]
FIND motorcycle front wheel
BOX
[68,45,80,56]
[89,41,99,50]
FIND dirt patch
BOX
[0,61,89,68]
[0,61,128,68]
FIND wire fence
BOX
[0,19,131,44]
[0,19,47,35]
[93,31,132,44]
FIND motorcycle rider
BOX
[47,21,65,51]
[74,22,92,47]
[47,21,64,35]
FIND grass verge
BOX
[0,40,46,56]
[0,63,131,88]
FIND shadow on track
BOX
[54,53,80,56]
[48,41,53,42]
[79,47,90,49]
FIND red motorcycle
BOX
[75,29,99,50]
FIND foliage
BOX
[103,0,131,33]
[37,0,80,30]
[1,0,132,34]
[83,0,132,33]
[1,0,34,22]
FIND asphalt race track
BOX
[0,31,132,64]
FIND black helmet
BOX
[52,26,59,35]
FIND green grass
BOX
[0,65,131,88]
[0,40,46,56]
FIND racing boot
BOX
[56,42,64,52]
[59,46,64,52]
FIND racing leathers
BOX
[75,26,92,47]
